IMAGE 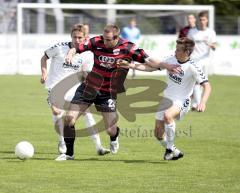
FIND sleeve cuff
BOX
[44,52,49,59]
[200,80,209,85]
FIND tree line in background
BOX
[60,0,240,17]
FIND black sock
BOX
[110,127,120,141]
[64,125,75,156]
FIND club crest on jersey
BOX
[113,49,120,55]
[178,70,184,77]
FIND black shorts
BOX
[71,83,117,112]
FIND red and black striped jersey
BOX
[76,35,148,93]
[178,26,191,38]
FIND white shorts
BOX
[47,83,81,106]
[155,98,190,121]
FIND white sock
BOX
[84,112,102,151]
[52,112,64,143]
[158,135,167,148]
[192,84,202,107]
[165,121,176,150]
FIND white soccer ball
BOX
[15,141,34,160]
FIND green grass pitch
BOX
[0,75,239,193]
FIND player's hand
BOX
[117,59,130,68]
[197,102,206,112]
[65,48,76,64]
[65,53,73,64]
[204,41,216,51]
[167,64,182,74]
[40,73,47,84]
[204,41,211,48]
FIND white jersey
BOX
[162,56,208,101]
[187,27,216,61]
[44,42,94,89]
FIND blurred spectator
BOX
[121,18,141,78]
[178,14,196,38]
[83,23,90,41]
[187,11,216,110]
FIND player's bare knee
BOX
[51,106,61,116]
[163,112,173,124]
[64,115,76,127]
[106,126,117,136]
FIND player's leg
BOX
[95,93,119,154]
[51,105,66,154]
[65,103,89,156]
[154,120,166,148]
[83,110,110,155]
[55,103,89,161]
[155,98,172,148]
[101,111,119,154]
[163,105,184,160]
[47,89,66,154]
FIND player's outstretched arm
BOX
[145,57,181,74]
[40,55,48,84]
[197,82,212,112]
[65,48,76,64]
[117,59,157,72]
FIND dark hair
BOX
[104,24,121,39]
[176,37,195,55]
[198,11,208,18]
[71,23,86,37]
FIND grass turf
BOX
[0,75,239,193]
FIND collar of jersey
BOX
[177,58,190,64]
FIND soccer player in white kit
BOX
[118,37,211,160]
[187,11,216,110]
[40,24,110,156]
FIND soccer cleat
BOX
[191,107,197,111]
[172,147,184,160]
[164,147,184,160]
[110,137,119,154]
[164,149,174,160]
[55,154,74,161]
[58,141,67,154]
[97,147,111,156]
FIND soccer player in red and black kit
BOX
[56,24,179,161]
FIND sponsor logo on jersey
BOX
[99,55,116,68]
[99,55,115,63]
[62,63,80,70]
[169,73,182,84]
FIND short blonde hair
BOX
[176,37,195,55]
[71,23,86,37]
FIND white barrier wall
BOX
[0,34,240,75]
